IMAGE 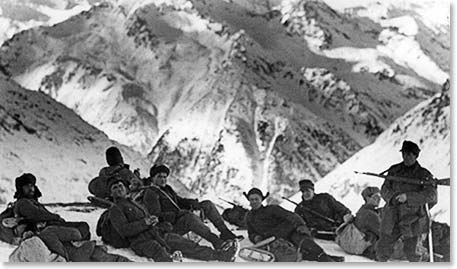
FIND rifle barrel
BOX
[281,197,336,224]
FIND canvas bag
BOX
[335,223,371,255]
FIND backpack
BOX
[222,206,248,229]
[0,202,17,244]
[335,223,371,255]
[96,209,129,248]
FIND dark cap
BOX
[106,147,124,166]
[149,164,170,178]
[299,179,314,191]
[14,173,42,199]
[243,188,269,201]
[400,140,420,155]
[361,186,380,200]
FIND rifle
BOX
[354,171,450,187]
[282,197,337,225]
[219,198,244,208]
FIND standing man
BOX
[244,188,344,262]
[376,140,437,262]
[139,164,240,249]
[294,180,352,236]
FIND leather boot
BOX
[67,240,96,262]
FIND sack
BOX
[335,223,371,255]
[96,210,129,248]
[9,236,66,262]
[266,238,299,262]
[222,206,248,228]
[0,202,17,244]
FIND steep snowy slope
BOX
[282,80,450,224]
[0,74,149,204]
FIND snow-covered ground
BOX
[0,204,372,262]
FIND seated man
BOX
[294,179,352,237]
[138,164,240,249]
[13,173,94,261]
[90,146,138,199]
[107,176,237,262]
[244,188,344,262]
[354,186,381,260]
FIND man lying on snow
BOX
[294,179,353,239]
[131,164,242,251]
[8,173,128,262]
[244,188,344,262]
[106,175,238,262]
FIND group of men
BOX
[4,140,438,262]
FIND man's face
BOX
[367,193,381,207]
[248,194,263,210]
[110,182,127,199]
[152,172,168,187]
[301,188,314,201]
[402,151,417,166]
[21,183,35,198]
[129,177,143,192]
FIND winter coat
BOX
[108,197,157,245]
[354,204,380,244]
[294,193,350,231]
[245,205,306,243]
[14,198,61,234]
[138,185,199,224]
[380,161,437,237]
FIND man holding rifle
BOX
[375,140,437,262]
[294,179,352,239]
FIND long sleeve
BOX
[15,199,61,222]
[271,205,305,228]
[142,189,176,223]
[406,169,437,207]
[245,213,261,243]
[327,195,351,223]
[109,206,150,238]
[381,170,398,205]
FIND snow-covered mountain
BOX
[0,0,102,46]
[282,79,450,224]
[0,73,150,204]
[0,0,449,204]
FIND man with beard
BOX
[376,140,437,262]
[13,173,94,261]
[244,188,344,262]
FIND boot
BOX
[67,240,96,262]
[316,252,344,262]
[216,240,237,262]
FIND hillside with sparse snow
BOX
[281,80,450,224]
[0,74,150,204]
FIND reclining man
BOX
[244,188,344,262]
[135,164,241,250]
[107,176,237,262]
[13,173,94,261]
[294,179,352,239]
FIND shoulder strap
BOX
[149,185,181,210]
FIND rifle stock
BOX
[355,171,450,187]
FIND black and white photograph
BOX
[0,0,451,263]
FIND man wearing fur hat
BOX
[137,164,241,250]
[13,173,95,261]
[244,188,344,262]
[354,186,382,260]
[376,140,437,262]
[107,176,238,261]
[294,179,352,236]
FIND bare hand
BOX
[296,225,310,235]
[396,193,407,203]
[145,215,159,226]
[343,213,353,223]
